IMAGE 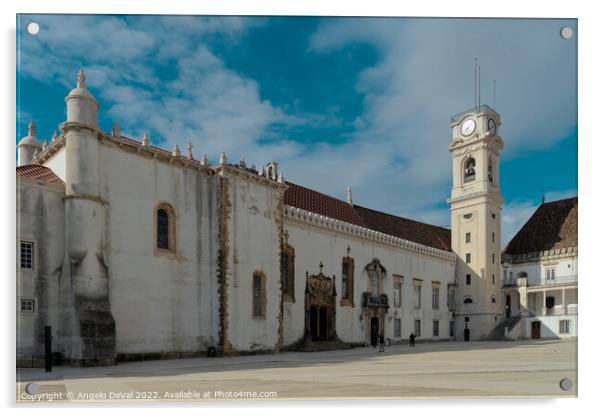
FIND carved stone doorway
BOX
[304,266,337,342]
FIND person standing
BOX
[409,332,416,348]
[379,334,385,352]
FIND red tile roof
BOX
[504,197,578,255]
[16,164,65,188]
[284,182,451,251]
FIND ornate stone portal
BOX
[362,259,389,346]
[304,263,337,341]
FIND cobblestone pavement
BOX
[16,339,577,402]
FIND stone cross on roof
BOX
[28,122,36,137]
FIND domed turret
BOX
[65,69,99,127]
[17,122,42,166]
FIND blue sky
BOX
[16,15,577,244]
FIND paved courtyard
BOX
[16,339,577,402]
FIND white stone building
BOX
[16,71,576,366]
[501,197,578,339]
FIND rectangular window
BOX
[466,274,471,285]
[492,232,495,243]
[413,281,421,309]
[504,270,507,281]
[394,318,401,338]
[394,280,402,307]
[465,232,471,243]
[546,268,556,281]
[465,253,471,264]
[559,320,570,334]
[492,274,495,285]
[252,274,265,318]
[449,320,455,337]
[432,286,440,310]
[433,320,439,337]
[447,288,455,310]
[492,252,495,264]
[20,299,35,313]
[414,319,421,337]
[20,241,34,269]
[341,257,354,305]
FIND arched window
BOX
[155,203,176,252]
[464,157,476,182]
[463,297,473,304]
[488,157,494,183]
[491,296,497,304]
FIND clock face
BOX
[461,119,476,136]
[488,118,497,136]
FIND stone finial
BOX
[239,158,246,168]
[187,142,194,159]
[201,153,208,166]
[277,173,284,183]
[52,131,59,142]
[172,144,181,158]
[112,122,121,138]
[347,186,353,205]
[142,133,150,147]
[319,261,324,274]
[42,140,48,151]
[219,151,227,165]
[28,122,36,137]
[283,229,289,244]
[77,69,87,89]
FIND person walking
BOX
[409,332,416,348]
[378,334,385,352]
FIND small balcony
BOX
[361,292,389,311]
[529,304,578,317]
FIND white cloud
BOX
[19,15,302,166]
[281,17,577,219]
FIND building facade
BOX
[16,71,576,366]
[501,197,578,339]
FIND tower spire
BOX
[28,121,36,137]
[77,69,87,89]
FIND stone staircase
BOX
[487,316,523,340]
[285,338,354,352]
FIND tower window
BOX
[252,272,266,318]
[155,203,176,252]
[488,157,494,183]
[492,232,495,243]
[463,297,473,304]
[466,274,471,285]
[20,241,34,269]
[465,232,471,243]
[492,274,495,285]
[492,252,495,264]
[464,157,476,182]
[465,253,471,264]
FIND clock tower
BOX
[447,105,504,340]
